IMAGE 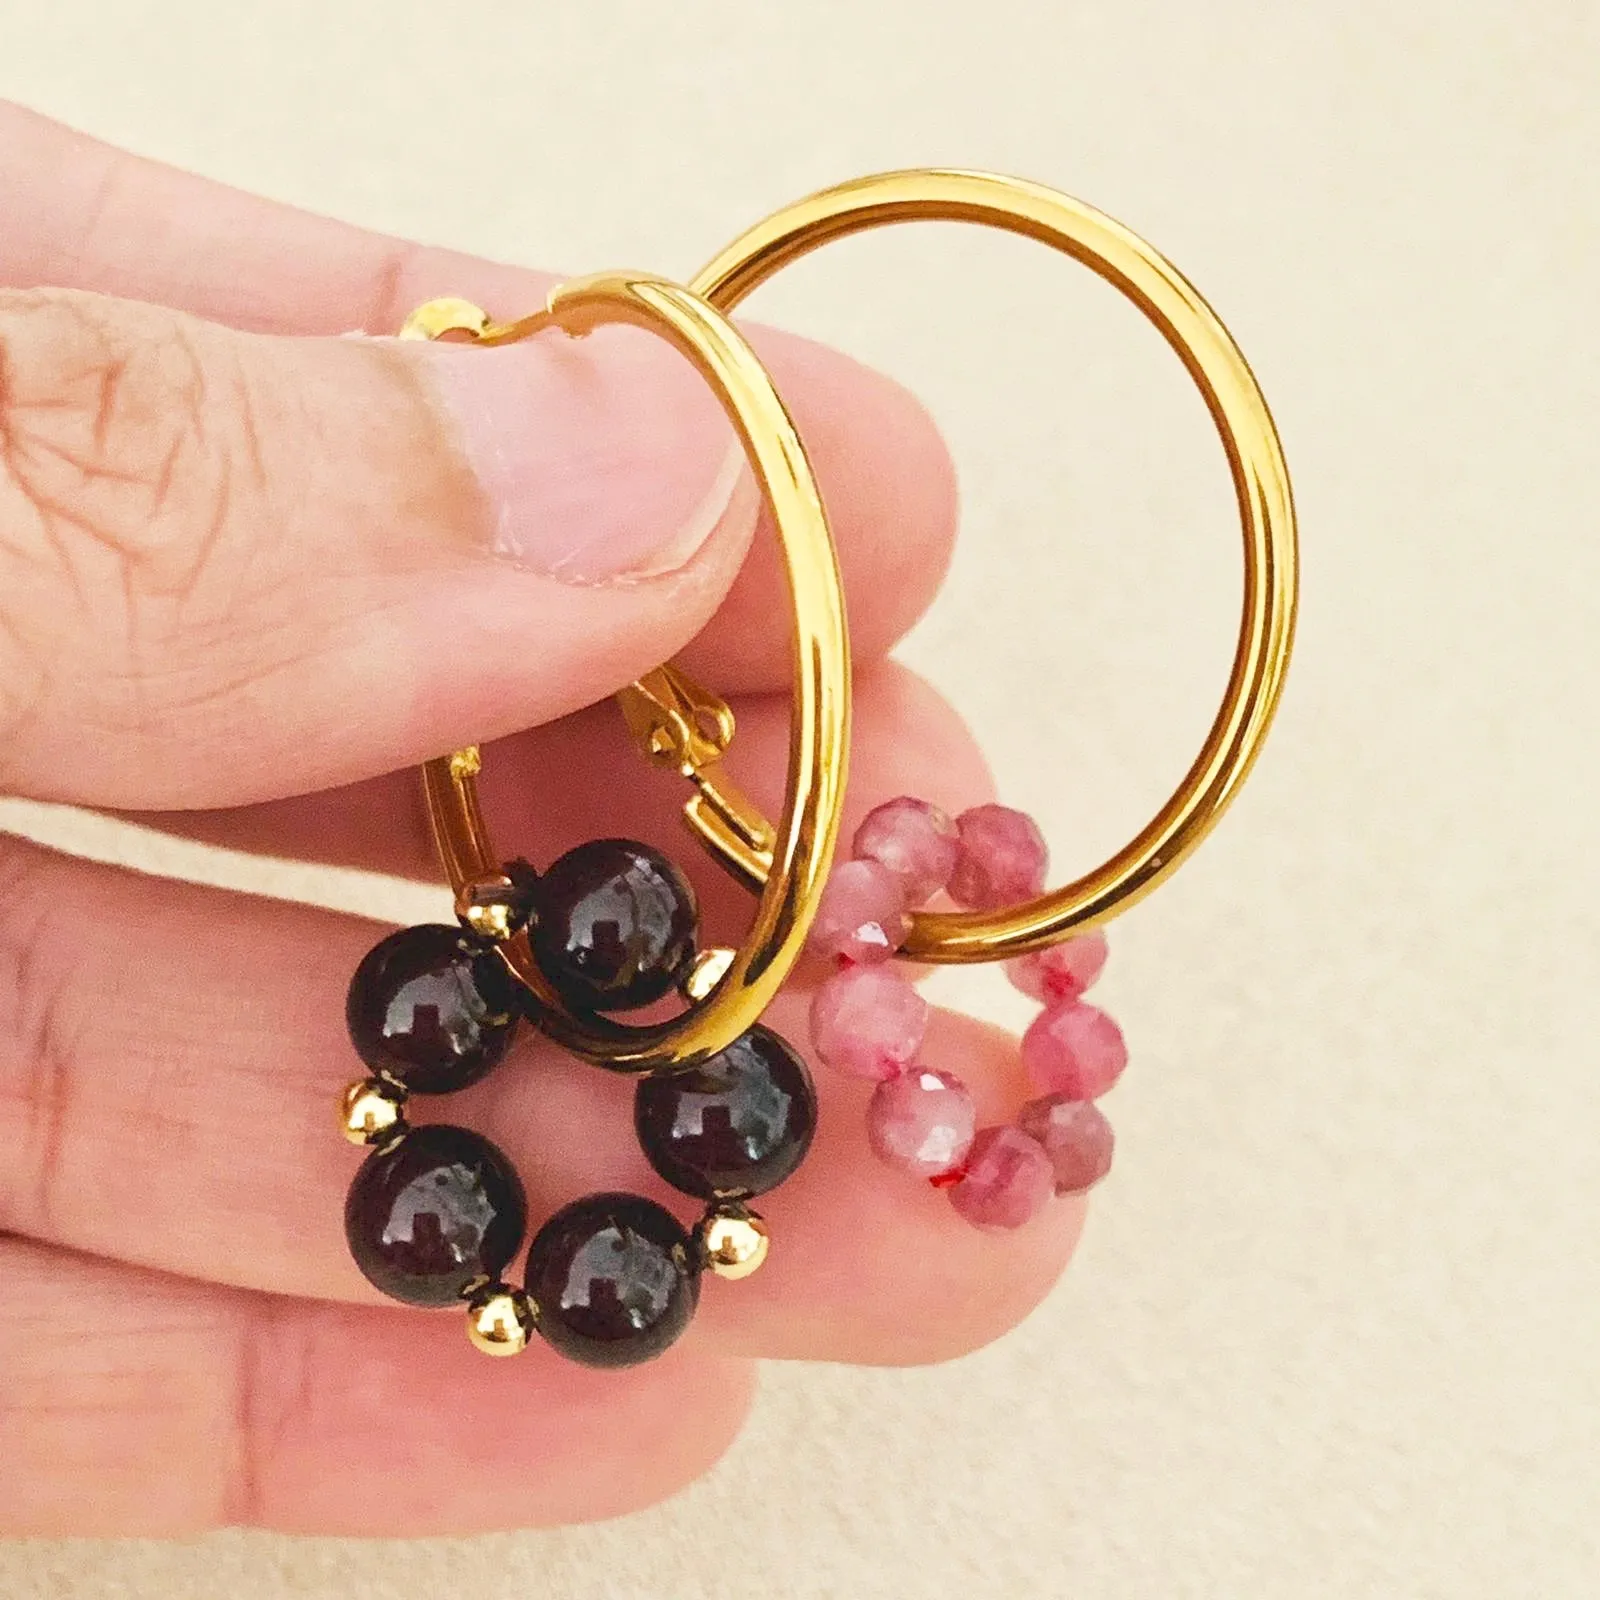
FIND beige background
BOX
[1,1,1596,1595]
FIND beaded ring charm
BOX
[685,170,1298,1227]
[809,799,1124,1227]
[339,272,851,1367]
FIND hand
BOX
[0,104,1083,1536]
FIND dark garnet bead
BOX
[344,1124,527,1308]
[346,923,518,1094]
[634,1025,817,1200]
[525,1193,699,1368]
[530,839,698,1013]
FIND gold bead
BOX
[454,873,517,942]
[466,1286,536,1357]
[696,1206,770,1280]
[454,863,536,944]
[340,1078,406,1146]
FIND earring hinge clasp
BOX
[616,665,776,890]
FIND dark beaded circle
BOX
[530,839,698,1014]
[345,1125,527,1308]
[347,923,518,1094]
[634,1024,817,1200]
[525,1192,700,1368]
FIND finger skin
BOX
[0,103,956,717]
[0,831,1084,1367]
[138,662,993,950]
[0,1235,753,1536]
[0,282,949,810]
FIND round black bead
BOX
[525,1193,699,1368]
[634,1024,817,1200]
[344,1124,527,1308]
[530,839,698,1014]
[346,923,518,1094]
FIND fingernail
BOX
[417,330,753,582]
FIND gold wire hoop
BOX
[403,273,850,1072]
[683,168,1299,962]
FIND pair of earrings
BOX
[335,169,1298,1368]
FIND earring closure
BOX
[617,664,776,891]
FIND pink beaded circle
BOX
[808,796,1121,1232]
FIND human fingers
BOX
[137,663,992,956]
[0,281,956,809]
[0,102,955,707]
[0,837,1081,1366]
[0,1234,752,1536]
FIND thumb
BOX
[0,285,763,809]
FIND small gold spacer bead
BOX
[447,745,483,781]
[695,1205,770,1280]
[455,859,537,944]
[465,1286,537,1357]
[455,874,518,943]
[340,1078,407,1147]
[681,946,737,1003]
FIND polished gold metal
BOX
[681,945,738,1003]
[401,297,493,343]
[405,274,850,1072]
[340,1078,406,1147]
[454,869,523,944]
[695,1206,771,1280]
[685,169,1299,961]
[448,746,482,782]
[617,663,776,888]
[465,1286,537,1357]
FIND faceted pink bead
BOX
[807,859,911,966]
[866,1067,977,1178]
[1020,1001,1128,1099]
[947,1126,1054,1230]
[852,796,959,905]
[810,966,929,1081]
[1017,1095,1115,1194]
[1006,930,1109,1004]
[949,804,1048,910]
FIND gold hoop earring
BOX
[674,167,1298,961]
[403,271,852,1074]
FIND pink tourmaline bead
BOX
[947,1126,1054,1230]
[1006,930,1110,1004]
[807,859,911,965]
[852,796,959,905]
[1017,1095,1115,1194]
[810,966,929,1080]
[867,1067,978,1179]
[1020,1000,1128,1099]
[949,804,1049,910]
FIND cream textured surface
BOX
[1,2,1595,1595]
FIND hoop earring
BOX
[670,169,1299,1227]
[410,274,851,1070]
[335,272,851,1367]
[684,168,1298,958]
